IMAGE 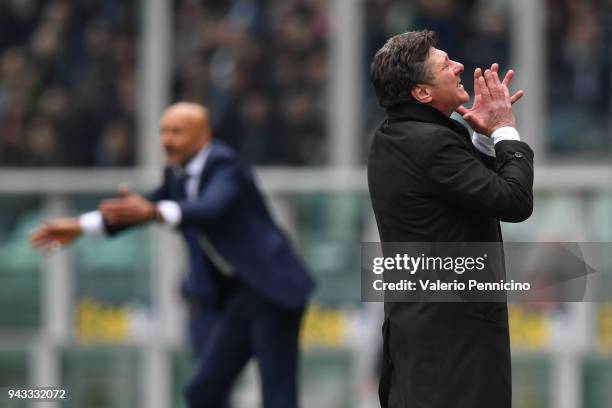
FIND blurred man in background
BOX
[31,102,315,408]
[368,30,533,408]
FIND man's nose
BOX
[453,61,464,74]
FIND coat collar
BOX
[184,143,212,177]
[386,101,468,137]
[196,141,234,193]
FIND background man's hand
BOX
[457,63,524,136]
[30,218,81,252]
[99,186,156,226]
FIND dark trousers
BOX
[185,282,304,408]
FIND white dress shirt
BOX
[471,126,521,157]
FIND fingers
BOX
[100,199,136,212]
[473,67,483,88]
[29,226,65,252]
[456,106,468,116]
[491,69,502,87]
[484,63,515,87]
[36,239,64,253]
[469,67,483,106]
[100,203,125,224]
[501,77,511,104]
[501,68,526,106]
[102,213,133,225]
[29,218,80,253]
[490,64,506,98]
[29,223,60,244]
[510,89,525,105]
[484,69,510,102]
[29,229,51,249]
[461,112,488,135]
[100,201,142,225]
[119,185,134,198]
[483,69,499,96]
[477,70,492,102]
[100,201,117,223]
[502,69,514,88]
[490,63,512,88]
[493,70,509,103]
[100,198,129,212]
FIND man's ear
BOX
[411,85,432,104]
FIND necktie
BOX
[174,168,188,200]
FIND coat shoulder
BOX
[210,141,239,161]
[371,119,470,164]
[207,142,247,174]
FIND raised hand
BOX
[495,63,524,104]
[456,63,524,136]
[99,186,155,226]
[30,218,81,252]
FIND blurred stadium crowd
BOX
[173,0,328,165]
[1,0,612,407]
[546,0,611,153]
[1,0,609,167]
[0,0,137,167]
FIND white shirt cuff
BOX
[79,211,105,237]
[471,132,496,157]
[157,201,182,228]
[491,126,521,144]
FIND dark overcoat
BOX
[367,101,534,408]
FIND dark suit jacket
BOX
[368,101,534,408]
[108,142,315,310]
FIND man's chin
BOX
[166,157,180,167]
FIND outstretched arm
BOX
[99,186,161,226]
[30,180,168,252]
[101,161,246,230]
[30,218,82,252]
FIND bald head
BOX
[160,102,212,167]
[163,102,209,128]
